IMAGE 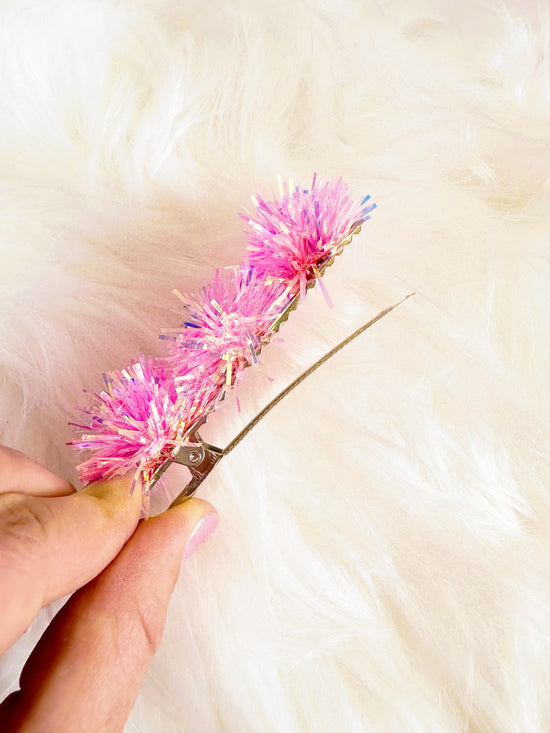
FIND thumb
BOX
[0,498,219,733]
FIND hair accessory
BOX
[70,176,379,497]
[161,292,413,506]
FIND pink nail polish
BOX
[182,512,219,561]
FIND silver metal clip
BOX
[170,438,224,504]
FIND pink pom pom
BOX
[242,175,375,298]
[163,266,292,391]
[70,356,217,488]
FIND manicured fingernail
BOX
[182,512,219,561]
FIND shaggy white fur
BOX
[1,0,549,730]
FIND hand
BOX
[0,445,218,732]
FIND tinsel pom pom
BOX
[242,175,376,298]
[162,266,292,391]
[70,356,218,487]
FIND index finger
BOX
[0,446,74,497]
[0,472,143,655]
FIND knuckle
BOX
[0,496,50,568]
[133,599,165,656]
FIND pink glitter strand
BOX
[70,176,375,491]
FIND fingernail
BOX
[182,512,219,561]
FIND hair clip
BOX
[151,293,413,506]
[70,176,396,503]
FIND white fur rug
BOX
[1,0,549,730]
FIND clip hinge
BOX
[168,437,224,504]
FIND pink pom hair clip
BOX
[70,175,411,506]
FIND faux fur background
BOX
[1,0,549,731]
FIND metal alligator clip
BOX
[149,292,414,507]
